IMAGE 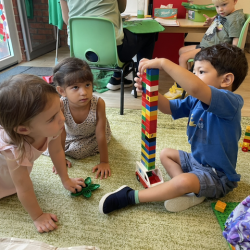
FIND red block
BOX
[243,139,250,143]
[142,95,158,107]
[145,144,156,151]
[146,90,158,97]
[142,77,159,87]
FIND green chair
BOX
[181,13,250,99]
[69,16,137,115]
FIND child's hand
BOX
[92,162,111,179]
[134,73,143,94]
[62,178,85,193]
[138,58,163,75]
[52,159,72,174]
[203,14,215,26]
[33,213,58,233]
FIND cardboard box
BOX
[154,8,177,19]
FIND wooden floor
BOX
[20,46,250,117]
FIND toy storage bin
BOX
[187,8,217,22]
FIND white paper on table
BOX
[155,18,179,26]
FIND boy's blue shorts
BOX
[179,150,238,199]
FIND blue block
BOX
[146,68,159,76]
[146,104,158,111]
[141,152,155,163]
[142,87,146,94]
[142,137,156,147]
[143,146,156,155]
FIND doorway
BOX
[0,0,21,71]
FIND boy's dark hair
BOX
[53,57,93,87]
[194,43,248,91]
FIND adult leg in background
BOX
[107,29,158,90]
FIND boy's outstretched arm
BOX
[138,58,212,106]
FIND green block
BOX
[146,74,159,81]
[142,114,146,122]
[245,132,250,136]
[141,144,146,151]
[142,124,146,130]
[145,165,155,170]
[141,132,145,139]
[142,82,146,88]
[142,106,146,113]
[143,161,155,168]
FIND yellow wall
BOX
[185,0,249,42]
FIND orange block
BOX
[215,200,227,213]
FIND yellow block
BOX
[141,140,145,147]
[142,110,146,117]
[146,95,158,102]
[141,148,155,159]
[145,131,157,138]
[244,135,250,140]
[146,110,158,116]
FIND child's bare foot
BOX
[52,159,72,174]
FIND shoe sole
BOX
[164,94,182,100]
[99,185,128,214]
[164,195,205,212]
[107,83,133,91]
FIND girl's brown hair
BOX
[0,74,58,162]
[53,57,93,88]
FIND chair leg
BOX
[120,70,124,115]
[132,61,137,98]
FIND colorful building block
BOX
[239,125,250,152]
[215,200,227,213]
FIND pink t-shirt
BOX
[0,128,55,199]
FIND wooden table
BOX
[161,19,208,34]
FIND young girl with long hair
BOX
[44,57,111,179]
[0,75,85,233]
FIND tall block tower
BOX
[136,69,163,189]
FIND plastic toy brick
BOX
[146,104,158,111]
[146,114,157,121]
[146,95,158,102]
[146,68,159,76]
[211,202,239,250]
[215,200,227,213]
[146,90,158,97]
[146,74,159,81]
[146,84,159,92]
[141,148,156,159]
[246,125,250,133]
[142,77,159,87]
[145,131,157,139]
[141,144,156,154]
[146,110,158,116]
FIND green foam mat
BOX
[211,202,240,250]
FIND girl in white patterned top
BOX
[46,58,112,179]
[0,75,85,233]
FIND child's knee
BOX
[174,174,199,193]
[160,148,172,161]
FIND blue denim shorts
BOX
[179,151,238,198]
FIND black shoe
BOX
[99,185,135,214]
[107,77,133,90]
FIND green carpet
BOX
[0,108,250,250]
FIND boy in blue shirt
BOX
[99,43,248,214]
